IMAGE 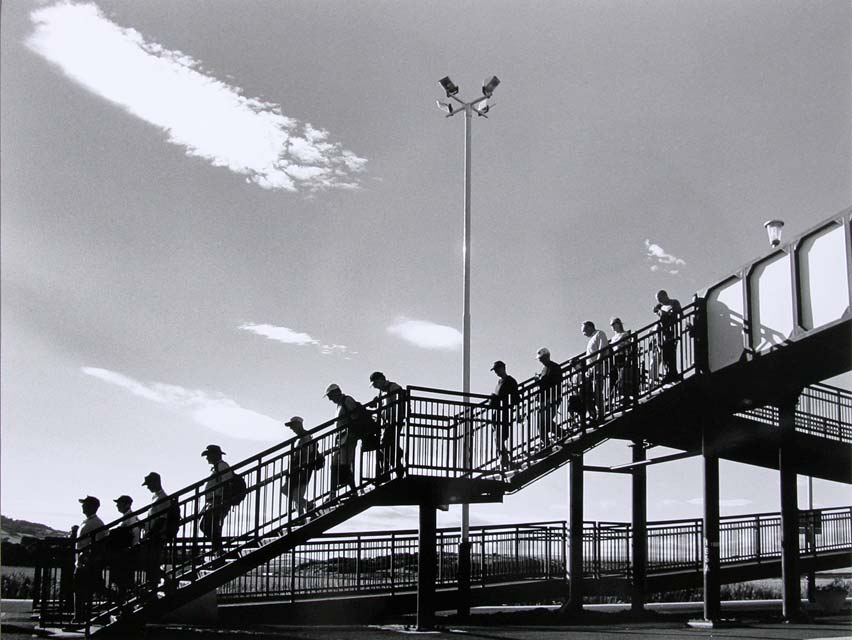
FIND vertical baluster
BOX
[254,466,262,535]
[390,533,396,596]
[356,535,362,592]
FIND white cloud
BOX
[27,2,366,193]
[238,323,355,358]
[387,318,463,351]
[644,239,686,275]
[81,367,281,441]
[239,323,318,346]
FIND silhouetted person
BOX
[370,371,406,479]
[108,495,140,606]
[141,472,169,588]
[609,317,637,403]
[72,496,106,623]
[325,384,363,494]
[282,416,320,516]
[200,445,233,554]
[535,347,561,448]
[653,290,682,383]
[489,360,519,468]
[582,321,609,421]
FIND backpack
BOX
[223,473,248,508]
[165,499,181,539]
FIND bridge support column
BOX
[701,428,721,623]
[416,504,437,631]
[631,441,647,614]
[779,397,801,621]
[568,454,584,615]
[457,539,471,618]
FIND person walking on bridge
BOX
[108,495,141,607]
[282,416,320,516]
[582,321,609,422]
[369,371,406,480]
[609,317,637,405]
[653,290,683,384]
[200,445,233,555]
[325,384,365,495]
[534,348,562,449]
[141,472,170,589]
[489,360,519,468]
[71,496,106,623]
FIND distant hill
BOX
[1,515,68,544]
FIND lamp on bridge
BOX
[764,219,784,247]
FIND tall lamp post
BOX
[436,74,500,618]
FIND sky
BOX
[1,0,850,533]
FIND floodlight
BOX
[436,100,454,115]
[439,76,459,97]
[475,98,492,116]
[764,219,784,247]
[482,75,500,97]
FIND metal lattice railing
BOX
[736,384,852,444]
[217,521,567,602]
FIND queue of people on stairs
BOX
[67,290,682,624]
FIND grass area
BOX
[1,567,36,599]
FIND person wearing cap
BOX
[72,496,106,622]
[113,496,141,546]
[581,321,610,422]
[282,416,320,516]
[108,495,140,606]
[535,348,562,448]
[489,361,519,468]
[653,290,682,384]
[324,384,365,494]
[141,472,169,588]
[369,372,406,479]
[609,317,636,404]
[200,445,233,554]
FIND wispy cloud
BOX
[81,367,282,441]
[27,2,367,193]
[387,318,463,351]
[238,323,355,358]
[644,239,686,275]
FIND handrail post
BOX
[390,533,396,597]
[514,526,520,575]
[254,466,262,534]
[480,530,486,587]
[289,548,296,603]
[754,515,762,563]
[356,535,362,592]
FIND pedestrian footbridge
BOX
[33,209,852,635]
[213,506,852,623]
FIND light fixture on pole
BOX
[764,219,784,247]
[435,74,500,620]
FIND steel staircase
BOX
[51,298,851,635]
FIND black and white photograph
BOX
[1,1,850,638]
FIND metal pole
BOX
[807,475,816,602]
[779,396,801,621]
[417,504,438,631]
[631,441,647,614]
[459,101,473,618]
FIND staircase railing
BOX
[35,506,852,617]
[51,393,408,628]
[405,303,701,479]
